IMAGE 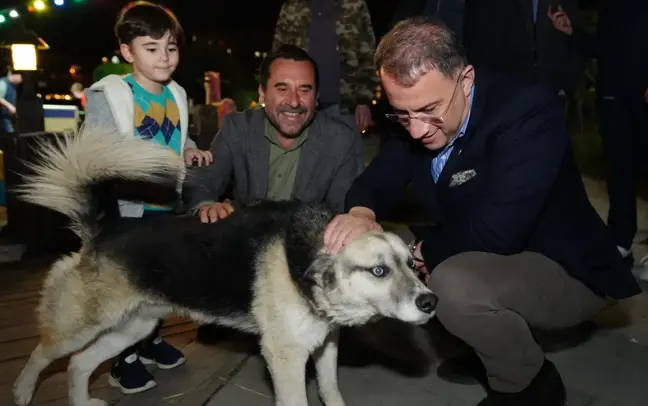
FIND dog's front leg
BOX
[313,329,345,406]
[261,341,310,406]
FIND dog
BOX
[12,127,437,406]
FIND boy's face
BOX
[120,31,179,84]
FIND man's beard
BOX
[264,105,313,139]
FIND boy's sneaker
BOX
[138,336,186,370]
[108,353,157,394]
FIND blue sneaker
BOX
[138,336,186,370]
[108,353,157,394]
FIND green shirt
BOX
[265,119,309,201]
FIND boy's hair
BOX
[115,1,184,46]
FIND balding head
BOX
[375,16,467,87]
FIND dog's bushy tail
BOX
[15,125,184,243]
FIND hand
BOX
[6,104,16,115]
[547,5,573,36]
[198,200,235,223]
[355,104,372,132]
[184,148,214,167]
[323,208,382,254]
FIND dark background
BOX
[0,0,600,105]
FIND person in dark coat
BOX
[323,17,640,406]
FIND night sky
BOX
[1,0,598,99]
[1,0,397,98]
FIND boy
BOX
[84,1,212,395]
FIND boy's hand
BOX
[184,148,213,167]
[199,200,235,223]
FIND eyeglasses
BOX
[385,73,463,127]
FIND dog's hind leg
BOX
[260,339,310,406]
[312,329,345,406]
[14,331,109,406]
[67,316,159,406]
[13,320,106,405]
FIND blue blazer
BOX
[345,70,640,300]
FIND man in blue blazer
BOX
[324,17,641,406]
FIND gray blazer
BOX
[184,108,360,213]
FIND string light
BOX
[1,0,87,22]
[33,1,46,12]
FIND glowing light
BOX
[254,51,261,58]
[101,57,108,63]
[111,56,120,64]
[0,15,5,24]
[54,0,65,6]
[34,1,46,11]
[9,9,19,18]
[11,44,38,71]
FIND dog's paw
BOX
[13,381,35,406]
[321,393,345,406]
[86,399,108,406]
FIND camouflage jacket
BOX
[272,0,380,112]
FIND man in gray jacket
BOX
[184,45,360,221]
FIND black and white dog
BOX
[13,127,437,406]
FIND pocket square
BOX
[449,169,477,187]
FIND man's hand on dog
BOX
[199,200,235,223]
[323,207,383,254]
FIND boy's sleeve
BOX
[184,136,197,149]
[84,90,121,135]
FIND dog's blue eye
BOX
[407,258,416,269]
[371,266,386,277]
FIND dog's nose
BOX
[415,293,438,314]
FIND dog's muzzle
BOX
[415,293,438,314]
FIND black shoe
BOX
[138,336,186,370]
[108,353,157,395]
[476,359,566,406]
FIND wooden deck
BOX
[0,256,213,406]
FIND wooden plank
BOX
[0,330,198,406]
[0,256,216,405]
[115,342,250,406]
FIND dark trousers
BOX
[597,95,648,249]
[428,252,605,392]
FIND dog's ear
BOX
[302,256,336,287]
